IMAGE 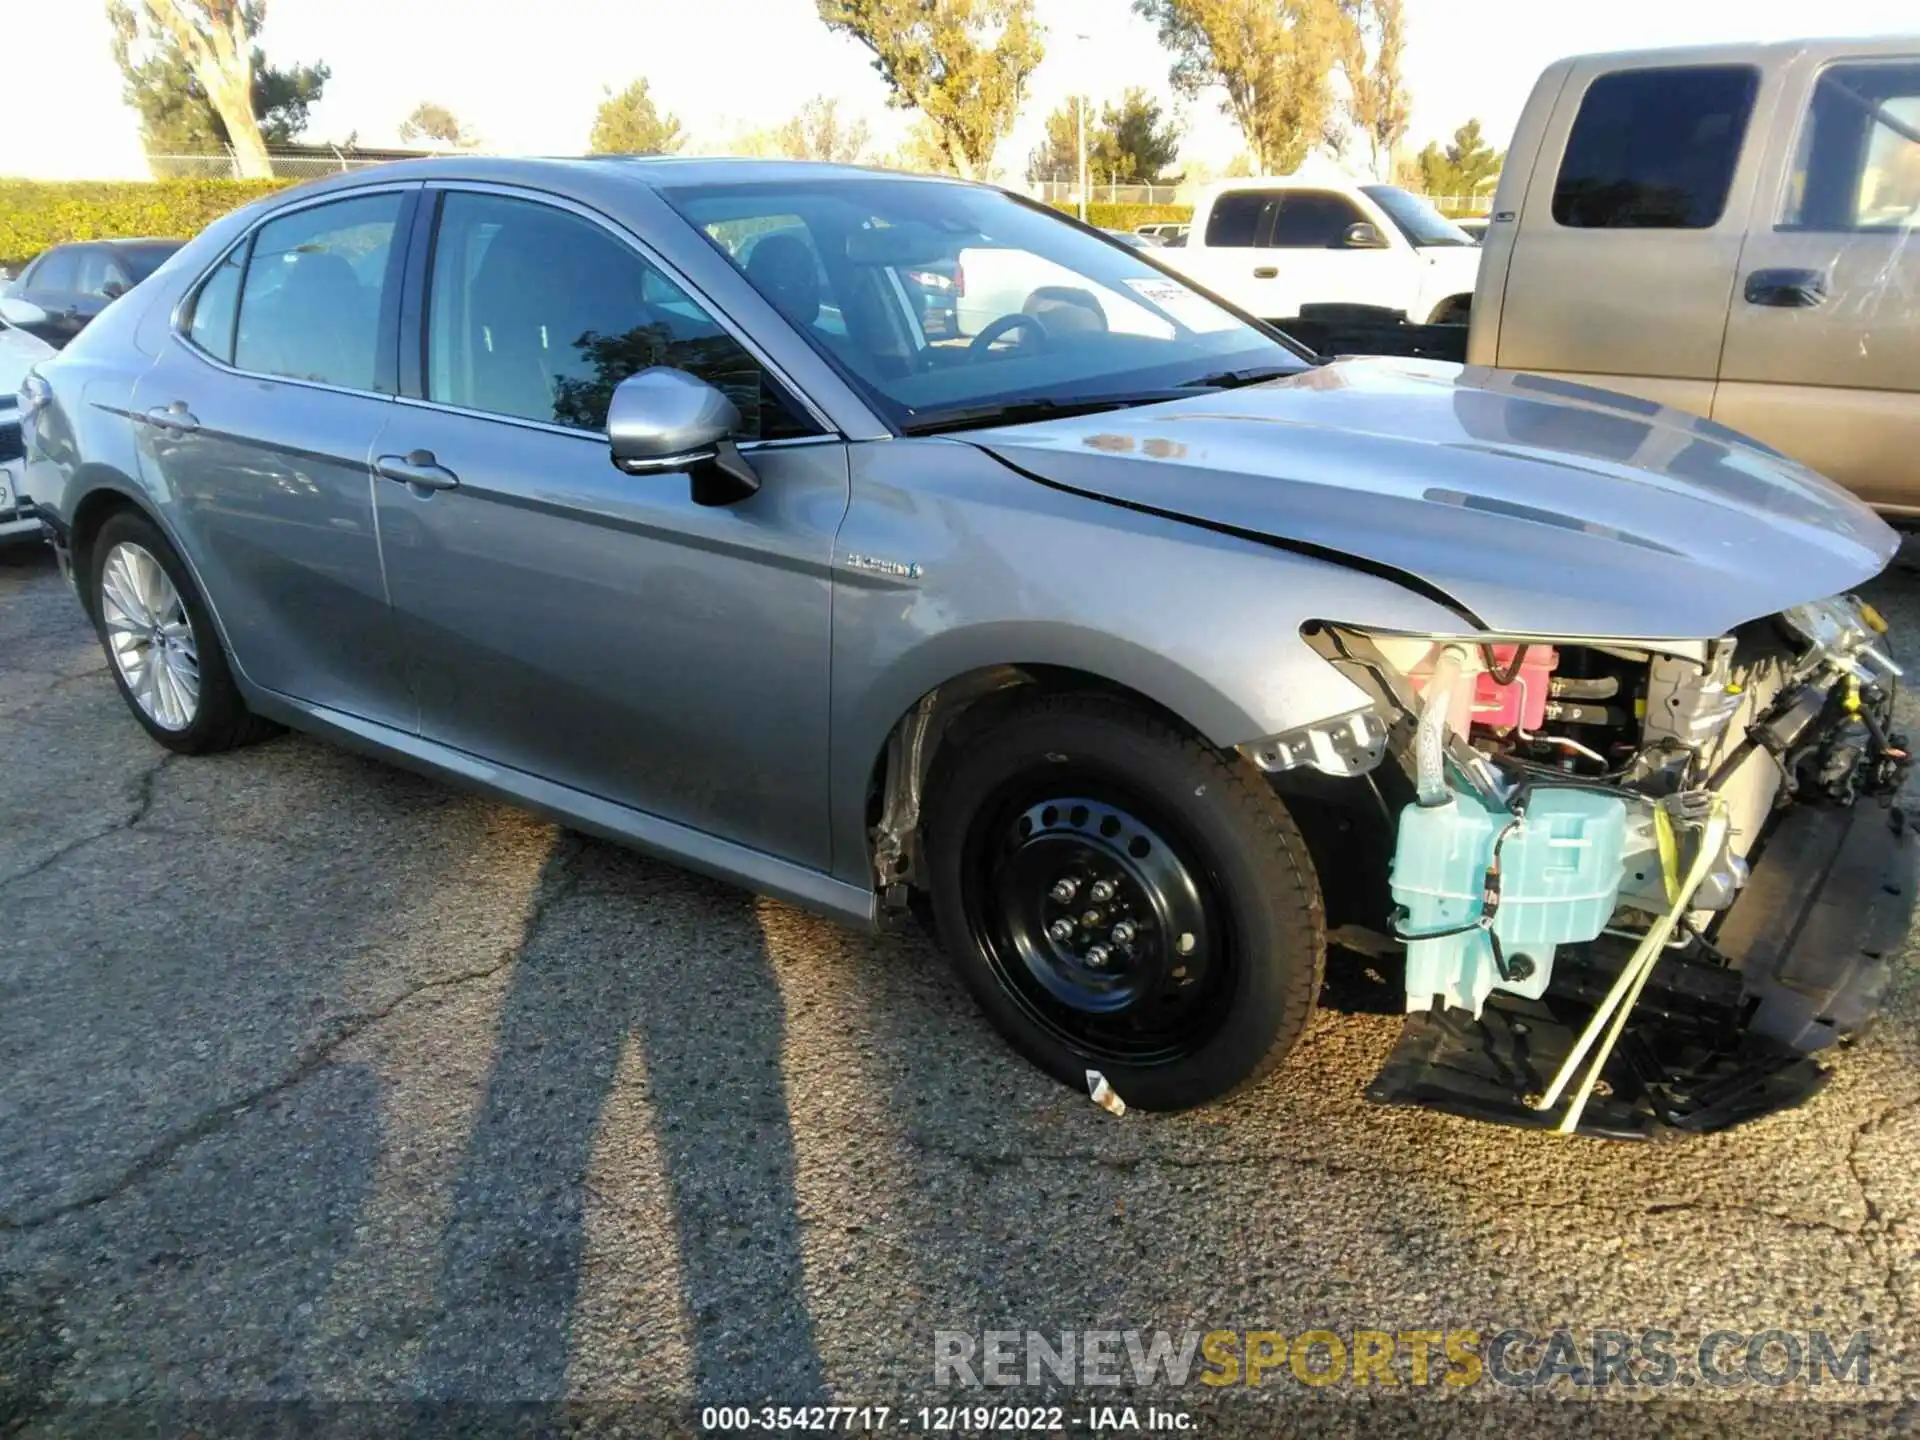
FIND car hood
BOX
[969,358,1898,639]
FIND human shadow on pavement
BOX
[415,834,827,1408]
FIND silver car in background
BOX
[19,158,1912,1137]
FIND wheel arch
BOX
[64,476,247,684]
[840,624,1276,900]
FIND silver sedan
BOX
[19,158,1910,1135]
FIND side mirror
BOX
[1341,222,1390,250]
[606,367,760,507]
[0,296,49,329]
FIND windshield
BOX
[1359,186,1477,247]
[661,177,1305,432]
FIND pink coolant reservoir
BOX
[1472,645,1557,731]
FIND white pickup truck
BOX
[1156,176,1484,326]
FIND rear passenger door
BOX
[372,186,847,869]
[1496,58,1776,412]
[133,187,416,729]
[1714,50,1920,511]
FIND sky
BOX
[2,0,1917,181]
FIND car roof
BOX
[261,153,983,200]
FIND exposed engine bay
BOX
[1257,595,1914,1137]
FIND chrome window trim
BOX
[391,390,842,457]
[413,179,842,440]
[165,181,421,401]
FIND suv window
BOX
[1267,191,1368,247]
[73,247,122,299]
[1784,60,1920,231]
[1204,192,1270,247]
[1553,65,1760,228]
[26,247,78,294]
[233,193,403,391]
[424,191,811,439]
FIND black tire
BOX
[925,694,1324,1112]
[87,509,277,755]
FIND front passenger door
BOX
[374,188,847,868]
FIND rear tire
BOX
[925,694,1325,1111]
[87,509,277,755]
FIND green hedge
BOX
[0,178,296,272]
[1048,201,1193,232]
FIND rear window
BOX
[1552,65,1760,228]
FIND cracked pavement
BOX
[4,537,1920,1435]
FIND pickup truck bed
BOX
[1279,304,1469,364]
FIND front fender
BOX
[827,439,1471,884]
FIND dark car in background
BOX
[2,238,182,347]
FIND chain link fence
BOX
[1027,176,1495,216]
[145,150,433,180]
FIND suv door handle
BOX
[375,450,460,491]
[1252,266,1279,279]
[1744,268,1829,308]
[143,402,199,433]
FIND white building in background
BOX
[0,6,149,180]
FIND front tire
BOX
[925,695,1325,1111]
[88,509,276,754]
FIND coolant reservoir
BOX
[1399,643,1559,734]
[1391,786,1628,1015]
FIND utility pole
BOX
[1076,93,1088,222]
[1074,30,1091,223]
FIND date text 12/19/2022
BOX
[699,1405,1194,1432]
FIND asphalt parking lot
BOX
[4,536,1920,1436]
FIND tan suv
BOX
[1470,38,1920,513]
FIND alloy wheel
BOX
[99,541,200,731]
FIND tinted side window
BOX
[1784,60,1920,230]
[73,248,119,298]
[1553,66,1760,228]
[1268,192,1367,247]
[234,193,402,390]
[186,244,247,363]
[425,191,805,439]
[1205,192,1271,247]
[27,248,78,294]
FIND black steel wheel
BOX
[927,693,1324,1112]
[971,788,1229,1065]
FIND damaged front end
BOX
[1261,597,1914,1138]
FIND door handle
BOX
[1744,268,1829,308]
[375,450,460,491]
[1252,266,1279,279]
[142,402,199,433]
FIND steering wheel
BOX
[968,311,1049,359]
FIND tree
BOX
[1133,0,1347,175]
[1410,117,1504,200]
[1097,87,1181,183]
[1029,88,1181,184]
[818,0,1044,181]
[880,116,963,175]
[108,1,328,171]
[588,78,685,155]
[398,101,476,149]
[1331,0,1409,181]
[773,95,872,164]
